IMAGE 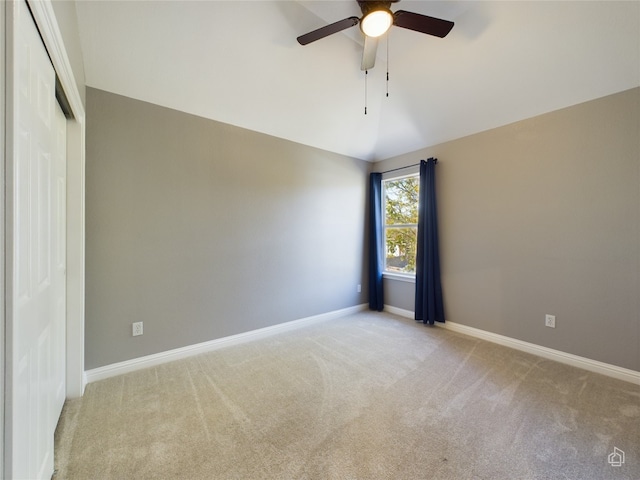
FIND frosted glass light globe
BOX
[361,10,393,38]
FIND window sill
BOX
[383,272,416,284]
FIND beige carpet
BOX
[54,311,639,479]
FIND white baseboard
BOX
[383,305,640,385]
[84,304,368,385]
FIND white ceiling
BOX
[74,1,640,162]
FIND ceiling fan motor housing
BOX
[357,1,396,17]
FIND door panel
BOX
[10,1,67,478]
[36,148,52,289]
[15,129,32,303]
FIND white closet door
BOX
[10,1,67,478]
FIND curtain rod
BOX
[378,158,437,175]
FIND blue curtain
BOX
[415,159,445,324]
[369,173,384,311]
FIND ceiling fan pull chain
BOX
[386,33,389,97]
[364,69,368,115]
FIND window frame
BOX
[381,171,419,281]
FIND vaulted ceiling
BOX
[74,1,640,161]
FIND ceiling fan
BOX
[296,1,454,71]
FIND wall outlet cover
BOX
[132,322,144,336]
[545,314,556,328]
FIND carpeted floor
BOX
[54,311,639,479]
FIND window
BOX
[383,174,419,275]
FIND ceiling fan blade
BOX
[297,17,360,45]
[361,35,379,71]
[393,10,454,38]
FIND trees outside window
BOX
[383,175,419,274]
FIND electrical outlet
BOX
[357,284,362,293]
[545,314,556,328]
[132,322,143,336]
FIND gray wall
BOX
[51,0,86,107]
[85,88,369,369]
[375,88,639,372]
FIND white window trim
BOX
[383,272,416,283]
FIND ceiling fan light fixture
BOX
[361,9,393,38]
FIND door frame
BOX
[3,0,86,474]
